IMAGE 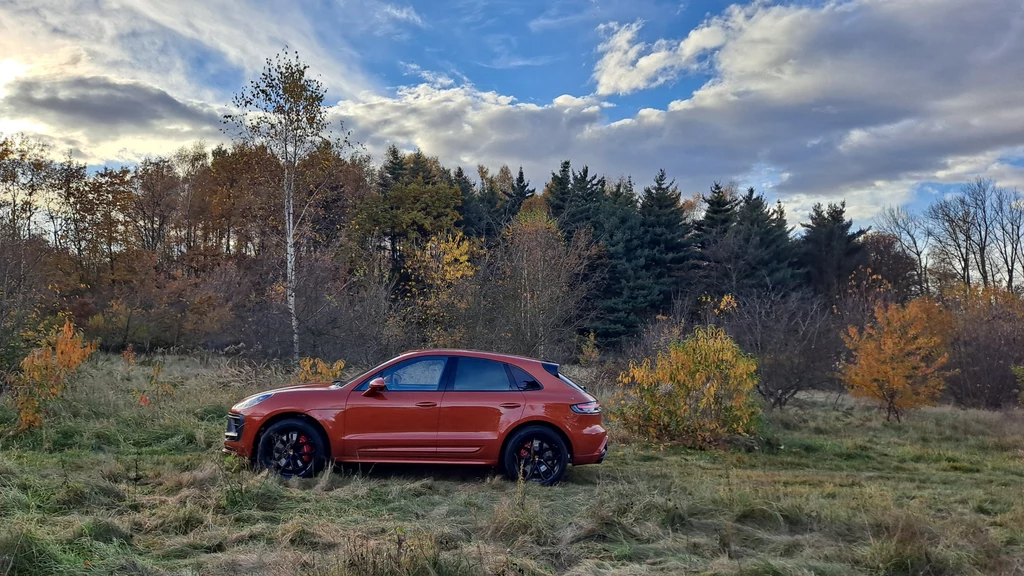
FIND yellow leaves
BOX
[296,357,346,383]
[11,318,98,430]
[614,326,760,448]
[840,298,951,422]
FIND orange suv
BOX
[224,350,608,484]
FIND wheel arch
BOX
[252,411,331,462]
[499,419,574,465]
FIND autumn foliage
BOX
[296,357,347,383]
[840,298,952,422]
[615,325,760,447]
[10,318,98,429]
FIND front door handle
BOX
[499,403,522,409]
[415,401,438,408]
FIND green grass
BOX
[1,354,1023,575]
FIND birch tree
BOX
[224,50,336,364]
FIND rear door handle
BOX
[415,401,438,408]
[499,403,522,409]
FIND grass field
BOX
[1,354,1023,575]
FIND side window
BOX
[375,357,448,391]
[451,357,514,391]
[509,365,543,391]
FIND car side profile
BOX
[223,350,607,484]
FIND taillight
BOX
[571,401,601,414]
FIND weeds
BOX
[0,355,1021,575]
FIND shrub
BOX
[296,357,346,383]
[9,318,97,430]
[840,298,951,422]
[615,325,760,447]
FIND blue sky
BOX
[2,0,1024,224]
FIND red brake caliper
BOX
[298,435,313,462]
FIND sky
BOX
[2,0,1024,223]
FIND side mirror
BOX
[363,377,387,396]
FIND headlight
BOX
[233,393,273,410]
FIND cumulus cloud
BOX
[592,19,724,96]
[3,0,1024,222]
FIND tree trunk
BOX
[285,158,300,366]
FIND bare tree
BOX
[719,291,841,408]
[876,205,932,295]
[992,186,1024,292]
[926,195,975,288]
[224,50,340,364]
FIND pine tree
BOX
[560,165,604,237]
[799,201,868,299]
[380,144,405,195]
[544,160,573,220]
[698,181,739,247]
[639,169,693,310]
[729,188,799,294]
[503,166,535,223]
[589,178,660,345]
[453,166,483,235]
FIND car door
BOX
[437,356,525,463]
[342,356,450,461]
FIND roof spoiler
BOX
[541,362,559,377]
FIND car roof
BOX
[398,349,549,366]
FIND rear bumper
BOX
[573,434,608,466]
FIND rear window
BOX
[558,373,588,393]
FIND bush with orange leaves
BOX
[296,357,346,383]
[615,325,760,448]
[840,298,952,422]
[10,318,98,430]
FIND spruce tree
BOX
[698,181,739,247]
[559,165,604,237]
[799,201,868,299]
[503,166,535,223]
[453,166,484,235]
[729,188,800,294]
[544,160,573,220]
[639,169,693,310]
[589,178,660,345]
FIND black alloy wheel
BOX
[256,418,327,478]
[503,425,569,486]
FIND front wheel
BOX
[502,426,568,486]
[256,418,328,478]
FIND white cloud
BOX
[592,19,725,96]
[380,4,425,27]
[3,0,1024,224]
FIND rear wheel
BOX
[502,425,568,486]
[256,418,328,478]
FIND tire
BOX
[502,425,569,486]
[256,418,328,478]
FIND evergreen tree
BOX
[560,165,604,237]
[544,160,573,220]
[639,169,693,310]
[380,144,405,195]
[589,178,660,345]
[475,172,503,239]
[503,166,535,223]
[698,181,739,247]
[727,188,800,294]
[799,201,868,299]
[453,166,483,235]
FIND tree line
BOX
[3,51,1024,411]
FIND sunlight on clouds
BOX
[0,59,31,99]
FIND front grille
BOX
[225,413,245,441]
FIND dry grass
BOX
[1,354,1023,575]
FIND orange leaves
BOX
[614,326,760,448]
[296,357,346,383]
[840,298,951,422]
[11,318,97,430]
